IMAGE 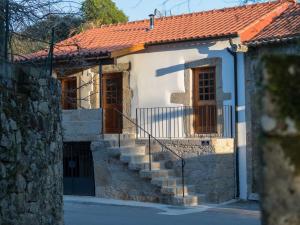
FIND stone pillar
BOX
[260,55,300,225]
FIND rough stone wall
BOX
[0,70,63,225]
[164,138,235,203]
[137,138,235,203]
[244,42,300,196]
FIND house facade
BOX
[22,0,300,205]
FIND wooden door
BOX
[60,77,77,110]
[193,67,217,134]
[102,73,123,133]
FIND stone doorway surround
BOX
[170,57,232,136]
[92,63,132,134]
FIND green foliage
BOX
[11,15,83,55]
[23,15,83,43]
[12,35,48,55]
[12,0,129,55]
[81,0,128,25]
[264,55,300,128]
[279,136,300,174]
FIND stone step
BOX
[151,177,182,187]
[161,185,189,196]
[128,161,163,171]
[139,169,175,179]
[145,144,163,154]
[107,139,136,148]
[172,195,198,207]
[196,194,206,204]
[118,145,146,155]
[120,154,152,164]
[151,151,170,161]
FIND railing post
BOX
[230,105,233,138]
[148,134,151,171]
[118,113,121,148]
[136,108,138,140]
[181,158,185,198]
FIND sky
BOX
[69,0,300,21]
[113,0,243,21]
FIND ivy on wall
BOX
[264,55,300,129]
[263,54,300,174]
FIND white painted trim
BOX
[236,105,246,111]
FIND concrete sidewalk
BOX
[64,196,261,225]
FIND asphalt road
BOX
[64,198,261,225]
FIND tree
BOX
[12,15,83,55]
[0,0,82,57]
[81,0,128,25]
[23,15,83,43]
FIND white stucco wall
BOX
[117,39,236,139]
[117,39,236,113]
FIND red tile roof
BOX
[247,3,300,45]
[21,0,296,62]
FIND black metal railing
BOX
[136,105,232,139]
[112,108,186,198]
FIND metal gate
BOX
[63,142,95,196]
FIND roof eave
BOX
[246,35,300,47]
[145,33,239,47]
[16,51,111,66]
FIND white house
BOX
[21,0,300,205]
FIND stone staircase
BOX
[101,134,199,207]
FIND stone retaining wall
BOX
[137,138,235,203]
[0,70,63,225]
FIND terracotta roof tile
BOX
[248,3,300,45]
[22,0,295,61]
